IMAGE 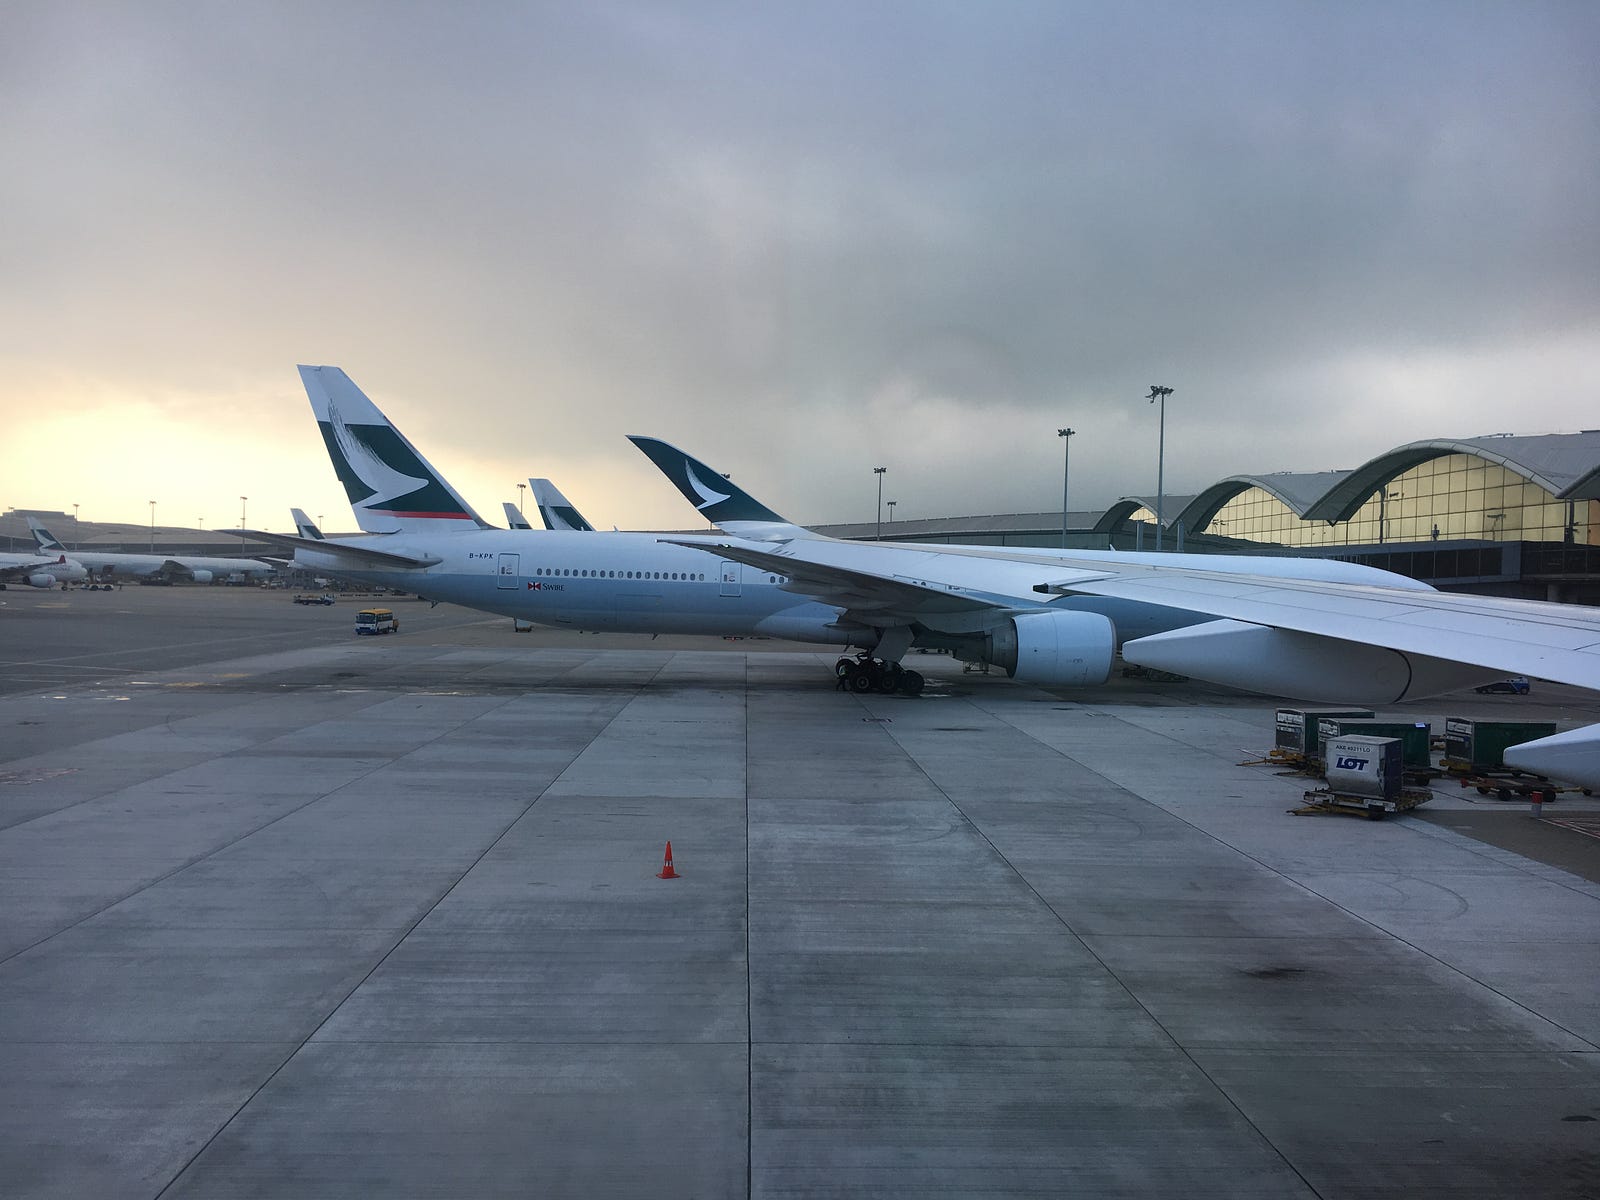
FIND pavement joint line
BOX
[151,665,662,1200]
[1403,813,1600,898]
[0,673,545,968]
[0,693,402,836]
[864,694,1328,1200]
[0,611,496,697]
[979,695,1600,1056]
[743,653,754,1200]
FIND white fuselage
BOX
[54,550,274,581]
[294,528,1424,646]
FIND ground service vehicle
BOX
[355,608,398,635]
[294,593,335,606]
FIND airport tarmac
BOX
[2,586,1598,1198]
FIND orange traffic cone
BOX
[656,841,679,879]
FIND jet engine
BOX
[26,572,58,589]
[975,609,1116,686]
[188,570,213,583]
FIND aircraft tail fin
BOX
[626,436,807,538]
[530,478,595,532]
[503,501,533,530]
[290,508,325,540]
[298,365,492,535]
[26,518,65,552]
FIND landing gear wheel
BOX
[835,657,854,678]
[849,666,875,693]
[875,664,902,694]
[897,670,925,697]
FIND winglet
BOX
[627,436,804,538]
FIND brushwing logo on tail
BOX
[325,400,427,511]
[685,463,732,512]
[318,400,470,519]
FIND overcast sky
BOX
[4,1,1597,532]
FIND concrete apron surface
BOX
[1,641,1597,1198]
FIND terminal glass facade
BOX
[1202,455,1594,546]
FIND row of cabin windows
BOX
[535,568,707,580]
[530,567,790,583]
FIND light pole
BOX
[1057,427,1076,549]
[886,500,897,529]
[197,516,203,531]
[1147,386,1174,550]
[874,467,887,541]
[239,496,248,530]
[72,503,79,549]
[517,482,526,516]
[148,500,156,551]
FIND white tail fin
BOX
[503,501,533,530]
[530,478,595,531]
[299,365,491,535]
[290,508,325,540]
[26,517,66,552]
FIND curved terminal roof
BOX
[1092,496,1196,535]
[1174,470,1353,534]
[1302,433,1600,523]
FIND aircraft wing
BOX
[671,533,1600,692]
[1040,561,1600,692]
[236,529,440,569]
[0,557,52,581]
[660,537,1109,624]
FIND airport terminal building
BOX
[817,431,1600,605]
[8,431,1600,604]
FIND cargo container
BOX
[1274,707,1376,756]
[1324,735,1403,802]
[1315,719,1431,770]
[1442,718,1558,773]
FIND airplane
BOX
[27,519,276,584]
[530,478,596,532]
[291,509,326,540]
[246,365,1600,786]
[630,438,1600,787]
[0,550,88,590]
[507,481,595,531]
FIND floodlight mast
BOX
[874,467,887,540]
[1057,428,1075,549]
[1147,386,1174,550]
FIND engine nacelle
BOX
[982,610,1115,686]
[27,572,57,589]
[188,569,214,583]
[1123,619,1499,704]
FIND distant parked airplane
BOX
[28,519,274,584]
[0,550,88,589]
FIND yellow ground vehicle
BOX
[354,608,399,635]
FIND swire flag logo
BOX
[527,581,543,590]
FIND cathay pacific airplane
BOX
[0,550,88,589]
[27,520,275,584]
[245,364,1600,786]
[503,481,595,532]
[530,478,596,532]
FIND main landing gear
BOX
[835,653,924,697]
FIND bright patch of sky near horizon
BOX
[3,2,1597,532]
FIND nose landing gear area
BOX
[835,653,925,697]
